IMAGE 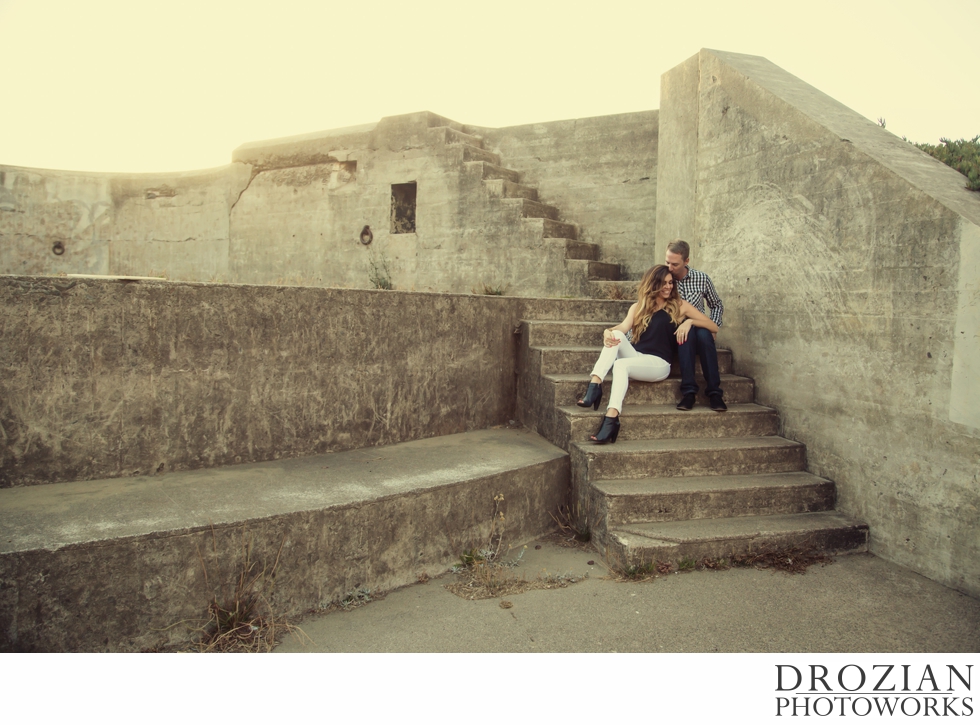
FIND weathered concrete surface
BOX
[654,52,699,259]
[277,542,980,653]
[474,112,659,280]
[0,428,568,652]
[656,49,980,597]
[0,164,252,281]
[605,512,868,572]
[0,276,627,487]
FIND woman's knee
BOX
[612,358,631,375]
[615,356,669,381]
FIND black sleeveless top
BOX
[633,309,678,361]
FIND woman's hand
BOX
[603,329,621,347]
[676,319,694,345]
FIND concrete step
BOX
[462,145,501,165]
[570,436,806,481]
[560,403,779,442]
[531,345,734,375]
[525,319,621,347]
[431,126,484,147]
[501,181,538,200]
[594,471,836,525]
[589,280,640,300]
[533,218,577,240]
[586,261,621,281]
[604,511,869,569]
[470,161,520,183]
[0,428,568,652]
[549,373,756,407]
[506,198,560,220]
[563,241,600,261]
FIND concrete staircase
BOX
[517,314,869,572]
[430,124,623,294]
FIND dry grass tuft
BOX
[611,545,833,583]
[445,495,585,600]
[548,503,594,549]
[190,526,305,653]
[445,559,582,600]
[729,544,834,574]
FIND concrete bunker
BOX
[0,49,977,652]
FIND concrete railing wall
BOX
[475,111,660,280]
[657,49,980,597]
[0,276,623,488]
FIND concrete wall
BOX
[654,55,699,258]
[0,164,252,281]
[0,275,625,488]
[657,49,980,597]
[476,111,659,280]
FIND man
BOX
[665,239,727,412]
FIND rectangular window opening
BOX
[390,182,417,234]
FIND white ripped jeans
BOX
[590,330,671,414]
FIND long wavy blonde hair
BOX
[630,264,683,341]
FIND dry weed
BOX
[729,544,834,574]
[190,525,305,653]
[611,544,834,583]
[446,494,585,600]
[445,559,582,600]
[548,502,594,549]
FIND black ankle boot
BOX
[577,382,603,410]
[589,416,620,444]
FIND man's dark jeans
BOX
[678,327,723,398]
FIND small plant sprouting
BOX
[368,250,393,290]
[620,562,657,580]
[340,587,373,610]
[678,557,697,572]
[473,282,506,296]
[458,548,487,567]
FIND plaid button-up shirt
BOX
[676,266,724,327]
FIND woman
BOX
[577,264,719,443]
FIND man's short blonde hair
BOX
[667,239,690,260]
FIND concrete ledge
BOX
[0,428,568,652]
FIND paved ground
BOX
[275,540,980,653]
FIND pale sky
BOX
[1,0,977,173]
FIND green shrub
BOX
[913,135,980,191]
